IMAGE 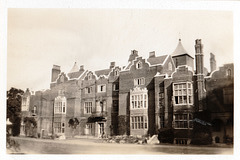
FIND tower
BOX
[195,39,206,111]
[171,39,194,70]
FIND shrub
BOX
[158,128,174,144]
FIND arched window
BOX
[114,69,119,76]
[168,62,172,71]
[226,69,231,77]
[136,61,142,69]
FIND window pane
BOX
[183,96,187,103]
[189,114,193,120]
[178,90,181,96]
[183,89,187,95]
[179,96,183,104]
[174,85,178,90]
[189,96,192,104]
[184,114,187,120]
[183,84,186,88]
[175,96,179,104]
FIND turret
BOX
[171,39,194,70]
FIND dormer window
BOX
[114,69,119,76]
[88,73,92,80]
[136,61,142,69]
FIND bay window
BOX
[131,116,148,130]
[130,87,148,109]
[173,82,193,105]
[54,96,67,114]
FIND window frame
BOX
[226,69,232,77]
[54,96,67,114]
[114,69,119,76]
[134,77,145,86]
[173,82,193,105]
[54,122,65,134]
[85,87,92,94]
[84,101,93,114]
[131,115,148,130]
[136,61,142,69]
[97,84,106,93]
[113,83,119,91]
[174,113,193,129]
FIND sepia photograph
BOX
[1,0,239,159]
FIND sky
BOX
[7,9,233,92]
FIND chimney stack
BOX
[149,51,155,58]
[195,39,204,74]
[195,39,206,111]
[210,53,216,72]
[51,65,61,82]
[110,62,115,69]
[80,65,84,71]
[128,50,138,62]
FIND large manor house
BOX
[21,39,233,144]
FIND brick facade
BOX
[21,39,233,144]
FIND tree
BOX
[23,117,37,137]
[158,128,174,144]
[191,111,212,145]
[68,118,79,137]
[7,87,24,136]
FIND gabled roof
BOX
[67,70,85,79]
[125,62,133,70]
[69,62,79,73]
[95,69,111,77]
[172,39,193,58]
[147,55,168,65]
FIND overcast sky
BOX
[7,9,233,91]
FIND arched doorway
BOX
[211,119,224,143]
